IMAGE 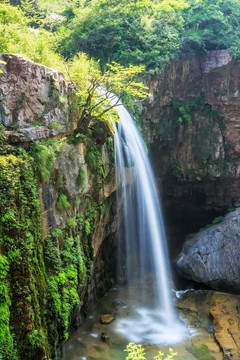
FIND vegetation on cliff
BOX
[0,137,114,359]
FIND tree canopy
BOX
[54,0,240,70]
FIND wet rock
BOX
[100,314,115,324]
[101,332,110,341]
[175,209,240,293]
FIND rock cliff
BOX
[0,54,118,360]
[144,50,240,257]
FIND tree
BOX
[68,52,149,133]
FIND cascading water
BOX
[112,98,187,344]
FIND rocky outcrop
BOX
[175,209,240,293]
[176,289,240,360]
[0,54,75,142]
[143,50,240,256]
[210,293,240,360]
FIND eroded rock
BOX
[210,293,240,360]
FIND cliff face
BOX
[144,50,240,256]
[0,55,118,360]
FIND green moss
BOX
[77,167,87,189]
[69,150,78,161]
[186,344,215,360]
[44,223,88,342]
[0,254,17,359]
[48,123,62,128]
[0,152,47,359]
[85,143,107,194]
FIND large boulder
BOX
[175,209,240,293]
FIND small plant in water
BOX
[125,343,145,360]
[125,343,177,360]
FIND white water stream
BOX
[112,99,187,344]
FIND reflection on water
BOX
[58,285,222,360]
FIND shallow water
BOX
[59,284,222,360]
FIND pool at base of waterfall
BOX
[58,284,223,360]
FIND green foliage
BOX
[0,149,108,359]
[44,227,88,342]
[0,254,17,359]
[0,124,6,147]
[57,0,240,71]
[212,216,224,224]
[183,0,240,56]
[56,193,70,212]
[85,143,107,193]
[68,52,148,132]
[124,343,177,360]
[0,2,65,71]
[125,343,145,360]
[30,139,67,182]
[0,152,46,359]
[58,0,189,70]
[30,142,56,182]
[171,159,183,180]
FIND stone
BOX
[210,293,240,359]
[101,332,110,341]
[0,54,76,142]
[175,209,240,293]
[100,314,115,324]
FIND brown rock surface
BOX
[176,290,240,360]
[210,293,240,360]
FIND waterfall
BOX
[112,98,186,344]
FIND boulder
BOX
[175,209,240,293]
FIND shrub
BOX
[56,194,70,212]
[124,343,177,360]
[212,216,224,224]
